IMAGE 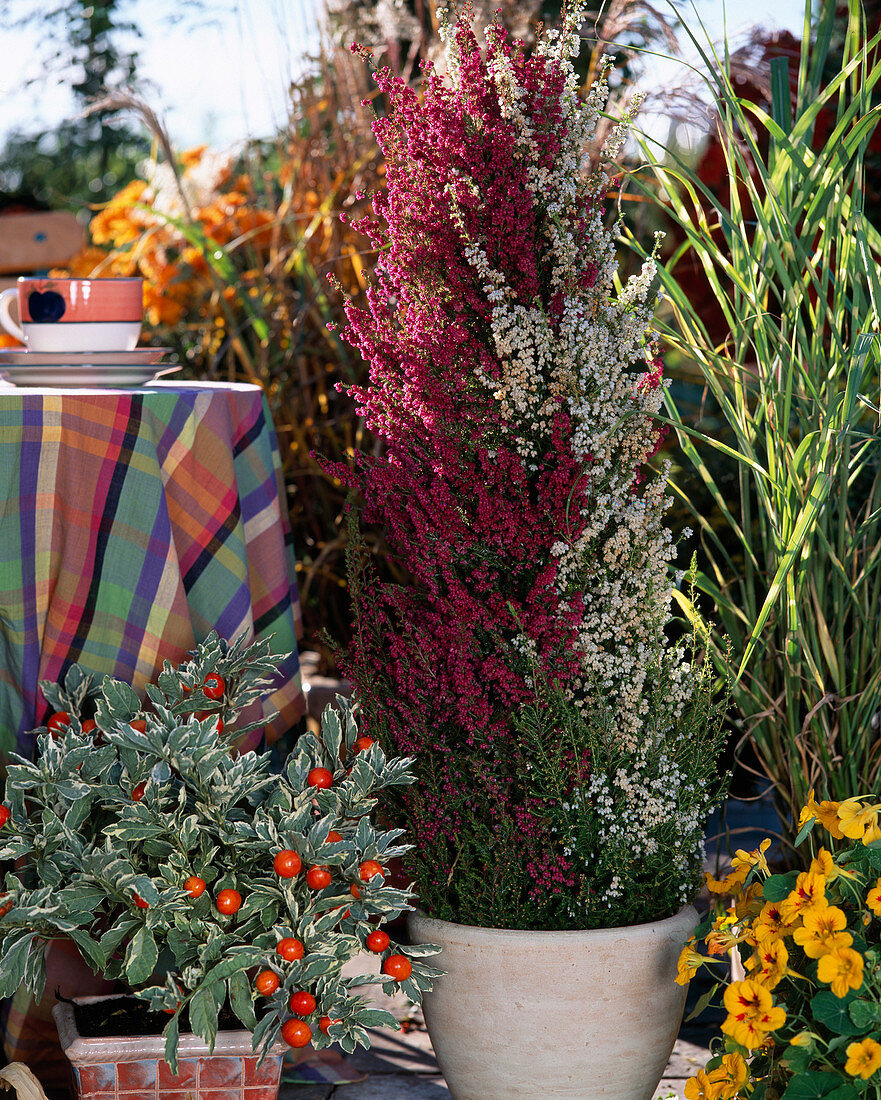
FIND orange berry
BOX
[281,1019,312,1048]
[289,990,317,1016]
[255,971,280,996]
[277,937,304,961]
[359,860,384,882]
[307,767,333,789]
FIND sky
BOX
[0,0,809,156]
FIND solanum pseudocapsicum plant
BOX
[0,633,440,1071]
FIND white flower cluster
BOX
[451,5,695,756]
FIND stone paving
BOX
[279,1011,713,1098]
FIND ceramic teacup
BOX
[0,277,143,352]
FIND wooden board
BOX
[0,211,84,275]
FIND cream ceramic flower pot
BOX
[408,904,696,1100]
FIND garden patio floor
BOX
[280,1006,716,1098]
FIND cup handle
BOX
[0,288,25,343]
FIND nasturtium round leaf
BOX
[811,991,864,1036]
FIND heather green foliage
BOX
[0,634,439,1070]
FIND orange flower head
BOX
[732,837,772,877]
[753,900,789,942]
[705,864,749,896]
[799,789,844,839]
[838,799,878,841]
[675,938,707,986]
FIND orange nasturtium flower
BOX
[845,1037,881,1079]
[721,980,786,1049]
[867,878,881,917]
[799,789,844,839]
[792,905,852,960]
[778,869,826,925]
[816,944,865,998]
[684,1052,749,1100]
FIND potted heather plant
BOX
[326,4,727,1098]
[0,633,440,1098]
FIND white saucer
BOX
[0,364,181,388]
[0,347,172,366]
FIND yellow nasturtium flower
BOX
[845,1037,881,1079]
[732,838,772,877]
[684,1052,748,1100]
[809,848,839,881]
[816,944,865,998]
[792,905,851,960]
[675,937,707,986]
[705,864,749,896]
[722,979,786,1049]
[867,877,881,918]
[745,936,789,989]
[837,799,879,841]
[779,869,826,926]
[799,789,844,839]
[752,900,790,943]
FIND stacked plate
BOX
[0,347,181,388]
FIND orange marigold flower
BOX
[779,869,826,926]
[867,877,881,917]
[722,979,786,1049]
[180,145,208,168]
[792,905,851,960]
[89,180,149,245]
[816,945,865,998]
[845,1037,881,1079]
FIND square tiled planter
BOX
[52,996,286,1100]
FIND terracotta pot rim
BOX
[409,902,698,941]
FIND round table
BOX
[0,379,304,757]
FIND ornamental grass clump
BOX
[329,3,726,931]
[680,795,881,1098]
[0,633,440,1071]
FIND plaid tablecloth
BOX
[0,380,303,758]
